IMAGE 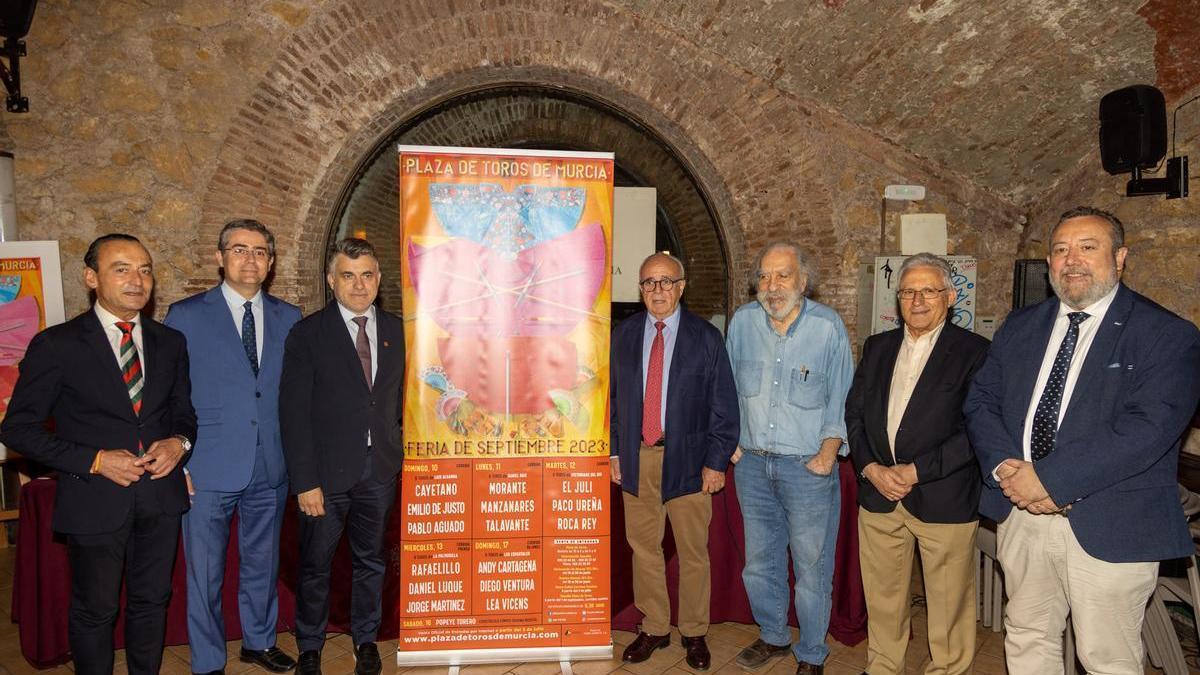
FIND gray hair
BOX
[639,252,686,279]
[1053,206,1126,251]
[752,242,817,297]
[326,237,378,273]
[898,252,954,291]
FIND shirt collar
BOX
[645,306,681,334]
[337,302,376,324]
[93,302,138,329]
[903,317,945,348]
[220,282,262,310]
[1057,282,1119,322]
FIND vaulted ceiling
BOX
[612,0,1199,205]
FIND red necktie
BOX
[641,321,665,446]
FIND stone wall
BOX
[6,0,1024,350]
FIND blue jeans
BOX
[735,450,841,665]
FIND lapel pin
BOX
[383,340,390,347]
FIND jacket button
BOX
[251,420,257,426]
[256,391,262,398]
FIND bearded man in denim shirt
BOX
[726,242,854,675]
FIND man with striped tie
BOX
[1,233,197,675]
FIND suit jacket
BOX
[965,283,1200,562]
[610,308,739,502]
[846,322,990,523]
[280,302,404,495]
[165,286,301,491]
[0,310,197,534]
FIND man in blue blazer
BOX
[965,207,1200,675]
[609,252,740,671]
[165,220,302,674]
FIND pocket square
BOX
[1106,362,1121,368]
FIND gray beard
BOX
[1049,273,1117,310]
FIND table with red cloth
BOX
[12,462,865,668]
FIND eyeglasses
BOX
[639,277,685,292]
[223,245,271,259]
[897,287,947,301]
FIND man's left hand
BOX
[137,437,187,479]
[892,463,918,485]
[1025,496,1064,515]
[701,467,725,494]
[805,452,836,477]
[999,460,1050,508]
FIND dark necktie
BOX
[1030,311,1089,460]
[641,321,665,446]
[241,300,259,377]
[353,315,373,389]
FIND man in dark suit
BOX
[846,253,989,675]
[281,238,404,675]
[609,252,740,671]
[965,207,1200,674]
[1,234,196,675]
[165,219,301,674]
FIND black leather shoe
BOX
[354,642,382,675]
[682,635,710,670]
[296,650,321,675]
[622,632,671,663]
[240,646,297,673]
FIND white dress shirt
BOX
[94,303,144,378]
[1019,283,1119,462]
[220,282,264,362]
[337,303,378,382]
[886,320,945,458]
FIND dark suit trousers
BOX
[66,480,181,675]
[296,454,397,652]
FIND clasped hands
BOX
[862,462,918,501]
[96,437,187,487]
[997,458,1064,515]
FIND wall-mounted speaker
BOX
[1013,260,1053,310]
[1100,85,1167,174]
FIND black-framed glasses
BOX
[639,277,685,292]
[223,245,271,259]
[897,287,947,301]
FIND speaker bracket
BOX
[1126,156,1188,199]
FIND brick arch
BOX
[336,89,729,318]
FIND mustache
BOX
[1059,266,1091,276]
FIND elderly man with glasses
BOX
[845,252,989,675]
[610,252,739,670]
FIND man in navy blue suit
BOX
[609,252,739,671]
[965,206,1200,674]
[166,219,302,674]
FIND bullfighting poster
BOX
[397,146,613,665]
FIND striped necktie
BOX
[116,321,143,415]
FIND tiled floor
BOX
[0,541,1187,674]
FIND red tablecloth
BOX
[12,461,864,668]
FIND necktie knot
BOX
[243,300,253,311]
[1067,311,1089,327]
[654,321,665,334]
[352,316,368,330]
[116,321,135,336]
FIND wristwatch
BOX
[174,435,193,453]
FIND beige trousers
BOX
[621,445,712,637]
[997,507,1158,675]
[859,503,978,675]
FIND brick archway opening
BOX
[325,85,731,320]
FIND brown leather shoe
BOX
[622,632,671,663]
[795,662,824,675]
[681,635,710,670]
[736,638,791,670]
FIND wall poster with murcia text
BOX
[397,145,613,666]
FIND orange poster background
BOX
[398,147,612,657]
[0,257,48,424]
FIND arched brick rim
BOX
[308,68,741,318]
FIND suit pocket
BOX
[196,406,223,426]
[734,361,763,398]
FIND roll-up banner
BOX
[397,146,614,665]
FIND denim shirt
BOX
[725,299,854,456]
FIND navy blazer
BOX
[610,308,739,502]
[965,283,1200,562]
[0,310,197,534]
[846,322,990,523]
[165,286,302,491]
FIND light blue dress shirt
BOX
[725,298,854,456]
[641,307,680,434]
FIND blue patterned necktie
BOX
[241,300,259,377]
[1030,311,1089,460]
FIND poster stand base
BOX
[396,645,612,668]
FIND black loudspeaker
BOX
[1100,85,1167,174]
[1012,260,1053,310]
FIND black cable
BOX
[1173,94,1200,159]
